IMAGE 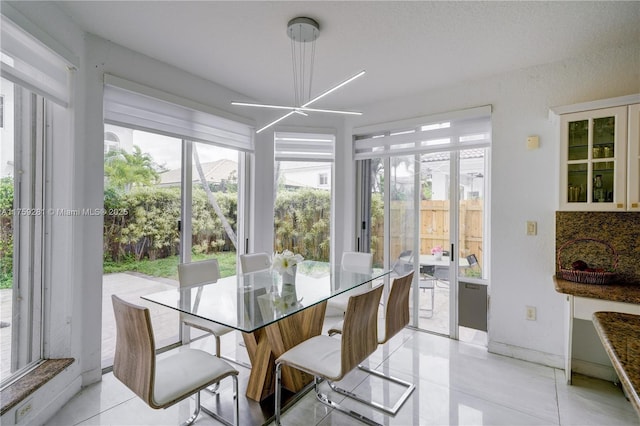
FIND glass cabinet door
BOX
[561,106,627,210]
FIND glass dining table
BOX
[142,260,390,402]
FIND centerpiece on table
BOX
[431,245,444,261]
[271,250,304,284]
[271,250,304,310]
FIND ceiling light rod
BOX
[301,70,365,108]
[231,101,362,115]
[255,70,366,133]
[257,111,296,134]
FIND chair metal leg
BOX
[327,363,415,415]
[180,391,202,426]
[275,362,283,425]
[314,377,382,426]
[216,334,252,369]
[206,335,250,394]
[200,375,239,426]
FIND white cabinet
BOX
[555,95,640,211]
[628,103,640,211]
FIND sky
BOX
[132,130,239,171]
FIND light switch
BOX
[526,221,537,236]
[527,136,539,150]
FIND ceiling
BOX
[55,1,639,111]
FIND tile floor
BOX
[45,328,639,426]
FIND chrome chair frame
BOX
[275,285,384,426]
[112,295,239,426]
[327,271,416,416]
[178,259,251,371]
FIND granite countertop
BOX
[0,358,74,416]
[592,312,640,418]
[553,276,640,304]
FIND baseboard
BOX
[488,341,564,369]
[571,359,618,382]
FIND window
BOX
[318,173,328,186]
[101,77,250,368]
[1,78,47,384]
[1,11,73,386]
[274,132,334,261]
[103,130,120,153]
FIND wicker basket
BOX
[557,238,618,285]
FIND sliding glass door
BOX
[101,79,252,369]
[355,107,490,340]
[417,152,452,335]
[101,128,245,368]
[102,126,184,368]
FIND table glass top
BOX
[142,261,390,333]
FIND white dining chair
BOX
[112,295,239,426]
[327,271,416,415]
[178,259,249,369]
[240,252,271,273]
[418,264,436,318]
[275,284,384,425]
[326,251,373,315]
[391,249,413,277]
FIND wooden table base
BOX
[242,301,327,401]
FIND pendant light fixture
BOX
[232,17,365,133]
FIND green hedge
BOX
[0,178,13,288]
[274,188,331,261]
[103,186,334,263]
[1,183,344,287]
[104,185,237,262]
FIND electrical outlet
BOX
[15,398,33,423]
[526,306,537,321]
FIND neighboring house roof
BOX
[158,158,237,186]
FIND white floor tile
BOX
[556,372,639,426]
[45,330,639,426]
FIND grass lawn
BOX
[103,252,238,279]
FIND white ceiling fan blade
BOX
[302,70,366,108]
[256,111,296,134]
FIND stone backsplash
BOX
[556,211,640,284]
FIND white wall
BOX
[344,42,640,366]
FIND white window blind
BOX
[275,131,335,162]
[354,106,491,160]
[0,13,72,107]
[103,75,253,152]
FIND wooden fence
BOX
[373,199,484,268]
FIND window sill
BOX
[0,358,74,416]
